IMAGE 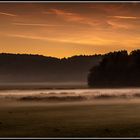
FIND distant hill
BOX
[0,53,102,84]
[88,50,140,88]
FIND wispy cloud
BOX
[0,12,17,17]
[7,33,117,46]
[50,9,83,22]
[107,20,133,29]
[44,9,98,26]
[8,34,93,46]
[112,15,140,20]
[107,15,140,29]
[7,34,85,45]
[12,22,64,27]
[8,34,60,42]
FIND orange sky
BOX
[0,2,140,58]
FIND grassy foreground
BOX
[0,100,140,137]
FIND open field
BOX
[0,99,140,137]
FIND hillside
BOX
[0,53,102,84]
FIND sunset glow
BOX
[0,2,140,58]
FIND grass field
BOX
[0,100,140,137]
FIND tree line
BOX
[0,53,102,83]
[88,50,140,87]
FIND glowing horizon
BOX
[0,2,140,58]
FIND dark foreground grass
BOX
[0,100,140,137]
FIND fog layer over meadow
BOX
[1,88,140,103]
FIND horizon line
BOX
[0,49,139,59]
[0,52,102,59]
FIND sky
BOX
[0,2,140,58]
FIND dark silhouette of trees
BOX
[88,50,140,87]
[0,53,102,83]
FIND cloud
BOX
[0,12,17,17]
[44,9,98,26]
[7,34,88,45]
[107,15,140,29]
[111,15,140,20]
[8,34,61,42]
[12,22,64,27]
[88,4,126,15]
[108,22,127,29]
[7,33,118,47]
[50,9,83,22]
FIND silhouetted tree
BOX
[88,50,140,87]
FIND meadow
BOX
[0,88,140,137]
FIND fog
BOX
[1,88,140,105]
